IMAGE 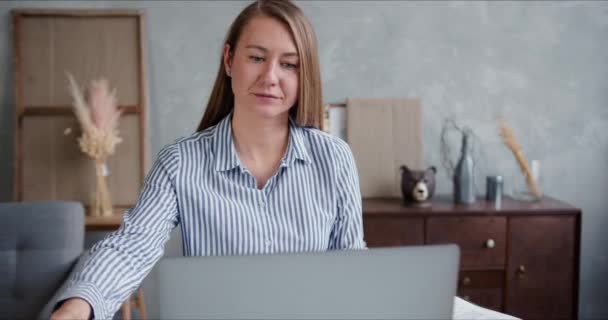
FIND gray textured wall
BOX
[1,1,607,318]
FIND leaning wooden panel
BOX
[105,115,142,206]
[18,17,53,108]
[13,9,149,223]
[347,103,395,197]
[19,15,139,107]
[22,114,141,206]
[346,98,423,198]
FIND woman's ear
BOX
[223,44,233,76]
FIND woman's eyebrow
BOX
[245,44,298,58]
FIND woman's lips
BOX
[254,93,279,99]
[253,93,281,103]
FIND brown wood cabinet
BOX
[363,196,581,320]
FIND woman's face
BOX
[224,16,300,120]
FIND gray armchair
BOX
[0,201,84,319]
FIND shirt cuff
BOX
[55,281,106,319]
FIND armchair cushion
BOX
[0,201,84,319]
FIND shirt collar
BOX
[213,114,312,172]
[283,117,313,167]
[213,113,241,172]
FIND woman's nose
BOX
[259,61,279,85]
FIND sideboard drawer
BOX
[363,217,424,247]
[458,288,503,312]
[457,269,504,311]
[458,270,504,289]
[426,217,506,269]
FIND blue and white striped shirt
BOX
[58,113,366,318]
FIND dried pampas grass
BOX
[66,72,122,216]
[498,117,542,199]
[67,73,123,159]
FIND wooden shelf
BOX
[84,205,129,231]
[19,105,140,117]
[85,213,123,231]
[13,9,143,17]
[363,195,580,216]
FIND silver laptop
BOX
[157,244,459,319]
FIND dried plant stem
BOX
[94,160,113,217]
[498,118,542,199]
[512,150,542,198]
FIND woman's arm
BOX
[51,298,92,319]
[328,140,367,250]
[52,144,181,319]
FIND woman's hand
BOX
[50,298,92,320]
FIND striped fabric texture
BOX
[57,113,366,318]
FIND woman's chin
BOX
[250,104,291,119]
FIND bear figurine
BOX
[400,165,437,207]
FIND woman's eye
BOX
[282,63,298,70]
[249,56,264,63]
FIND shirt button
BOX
[260,201,266,208]
[265,240,272,247]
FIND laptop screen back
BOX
[157,244,459,319]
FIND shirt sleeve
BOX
[55,143,181,319]
[327,140,367,250]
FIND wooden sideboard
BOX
[362,196,581,320]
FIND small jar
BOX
[486,175,503,207]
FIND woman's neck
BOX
[231,108,290,165]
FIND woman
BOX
[52,0,365,318]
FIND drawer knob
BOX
[516,265,526,277]
[485,239,496,249]
[463,295,470,301]
[462,277,471,285]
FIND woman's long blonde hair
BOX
[196,0,323,132]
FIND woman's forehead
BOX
[238,16,297,55]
